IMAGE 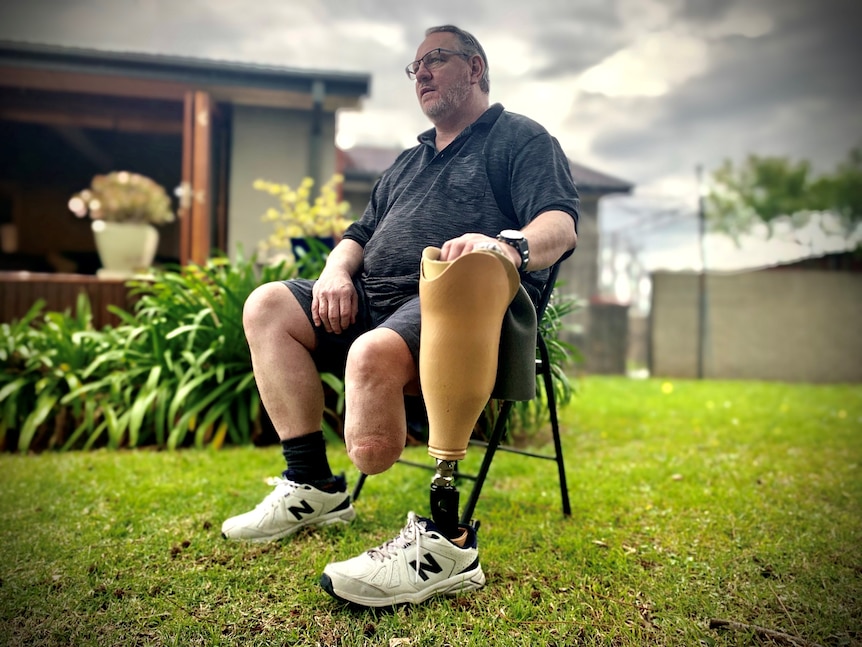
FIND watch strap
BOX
[496,233,529,272]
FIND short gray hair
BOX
[425,25,490,93]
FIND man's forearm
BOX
[521,210,578,271]
[321,238,365,278]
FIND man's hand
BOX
[312,269,358,334]
[439,233,520,269]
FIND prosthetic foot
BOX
[419,246,520,532]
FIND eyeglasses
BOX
[405,48,470,80]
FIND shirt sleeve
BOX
[342,177,382,247]
[510,132,580,233]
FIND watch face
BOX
[500,229,522,240]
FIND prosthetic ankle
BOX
[430,459,459,537]
[419,247,520,531]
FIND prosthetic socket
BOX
[419,246,520,534]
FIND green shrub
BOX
[1,251,294,452]
[0,295,119,452]
[1,244,578,452]
[65,255,264,450]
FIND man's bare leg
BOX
[242,282,324,441]
[221,282,356,541]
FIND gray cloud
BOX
[1,0,858,193]
[587,0,862,185]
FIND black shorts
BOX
[283,278,421,376]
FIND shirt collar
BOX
[417,103,505,149]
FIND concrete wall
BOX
[650,270,862,382]
[557,194,598,348]
[628,313,648,369]
[227,105,337,260]
[587,302,629,374]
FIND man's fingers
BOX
[311,297,323,327]
[336,293,356,332]
[313,281,357,333]
[440,236,491,260]
[313,293,354,334]
[324,302,339,333]
[440,240,468,260]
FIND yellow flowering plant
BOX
[253,174,352,261]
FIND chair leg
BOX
[538,335,571,516]
[352,472,368,503]
[460,400,513,524]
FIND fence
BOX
[0,272,135,328]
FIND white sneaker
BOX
[221,475,355,542]
[320,511,485,607]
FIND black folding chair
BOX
[351,262,571,523]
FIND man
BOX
[222,24,579,607]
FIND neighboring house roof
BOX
[0,40,370,107]
[338,145,634,197]
[763,251,862,272]
[338,146,401,183]
[568,161,634,196]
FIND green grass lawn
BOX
[1,376,860,646]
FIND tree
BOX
[705,148,862,243]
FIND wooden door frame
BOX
[180,90,214,266]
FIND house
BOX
[0,38,634,353]
[0,40,370,324]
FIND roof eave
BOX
[0,40,371,101]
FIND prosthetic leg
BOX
[419,246,520,536]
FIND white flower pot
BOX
[92,221,159,279]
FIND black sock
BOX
[281,431,334,487]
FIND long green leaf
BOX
[167,369,218,424]
[154,384,172,447]
[172,376,242,442]
[125,365,165,442]
[82,419,108,451]
[61,398,98,451]
[0,378,27,403]
[18,392,59,452]
[102,404,123,449]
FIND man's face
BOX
[411,33,473,121]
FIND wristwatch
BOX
[496,229,530,272]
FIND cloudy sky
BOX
[2,0,860,293]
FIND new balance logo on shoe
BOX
[287,499,315,520]
[408,552,443,581]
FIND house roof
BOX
[0,40,371,108]
[338,146,402,181]
[568,161,634,195]
[338,145,634,197]
[764,251,862,272]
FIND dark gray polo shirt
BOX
[343,103,580,310]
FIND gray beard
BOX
[423,75,471,121]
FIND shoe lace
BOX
[256,476,298,510]
[367,511,427,581]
